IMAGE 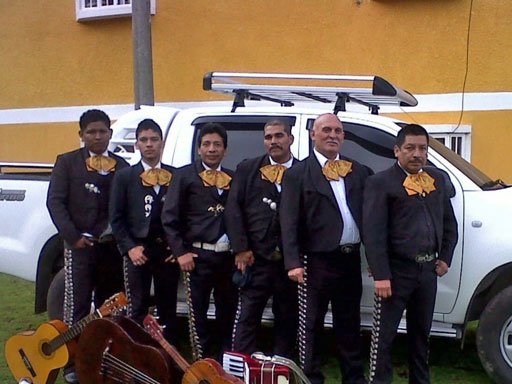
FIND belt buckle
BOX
[415,252,435,263]
[270,248,282,261]
[340,244,354,254]
[214,243,230,253]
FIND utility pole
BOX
[132,0,154,109]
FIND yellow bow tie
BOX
[140,168,172,187]
[260,164,287,184]
[403,172,436,196]
[86,155,117,173]
[199,169,232,190]
[322,159,352,181]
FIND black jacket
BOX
[162,160,234,257]
[363,163,458,280]
[280,154,372,270]
[109,162,175,255]
[46,147,129,246]
[225,154,298,260]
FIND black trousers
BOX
[123,239,180,345]
[188,248,238,360]
[232,257,298,358]
[302,249,365,384]
[63,241,123,326]
[369,258,437,384]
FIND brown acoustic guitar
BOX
[75,316,177,384]
[143,314,244,384]
[4,292,127,384]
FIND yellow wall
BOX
[1,0,512,181]
[0,123,78,163]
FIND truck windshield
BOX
[429,138,506,190]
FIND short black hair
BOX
[79,109,111,131]
[197,123,228,148]
[396,124,429,147]
[136,119,162,140]
[264,118,292,136]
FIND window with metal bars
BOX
[76,0,155,21]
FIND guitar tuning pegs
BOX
[262,197,270,204]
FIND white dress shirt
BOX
[313,148,360,245]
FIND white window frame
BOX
[75,0,156,22]
[425,124,472,162]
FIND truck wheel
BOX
[46,268,65,321]
[476,285,512,384]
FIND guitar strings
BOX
[101,352,161,384]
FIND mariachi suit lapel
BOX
[340,155,356,205]
[306,155,339,211]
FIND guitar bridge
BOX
[18,348,37,378]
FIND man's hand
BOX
[128,245,148,266]
[74,236,94,249]
[435,260,449,277]
[375,279,392,298]
[178,252,198,272]
[288,267,305,284]
[235,250,255,273]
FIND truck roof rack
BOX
[203,72,418,114]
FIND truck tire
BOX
[46,268,65,321]
[476,285,512,384]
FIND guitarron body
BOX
[75,316,177,384]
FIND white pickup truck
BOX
[1,72,511,383]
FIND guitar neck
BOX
[157,338,190,373]
[49,310,101,352]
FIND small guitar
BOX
[5,292,127,384]
[143,314,244,384]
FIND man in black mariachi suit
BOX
[280,113,371,384]
[363,124,458,384]
[226,119,298,358]
[162,122,237,360]
[109,119,180,345]
[46,109,129,383]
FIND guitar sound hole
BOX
[199,380,211,384]
[41,342,52,356]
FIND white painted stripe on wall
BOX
[0,92,511,125]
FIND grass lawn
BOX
[0,273,492,383]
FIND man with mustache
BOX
[226,118,299,358]
[280,113,372,384]
[363,124,458,384]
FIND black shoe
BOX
[63,371,79,384]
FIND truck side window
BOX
[307,119,396,173]
[306,119,437,174]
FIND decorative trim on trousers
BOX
[369,294,382,384]
[63,247,75,326]
[298,254,308,370]
[183,271,203,361]
[231,286,243,351]
[123,256,133,318]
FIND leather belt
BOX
[192,241,230,253]
[415,252,437,263]
[339,243,360,254]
